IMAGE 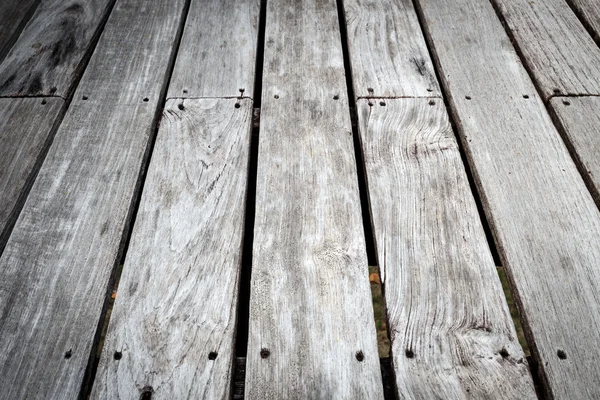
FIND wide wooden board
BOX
[0,0,114,97]
[568,0,600,43]
[358,98,536,398]
[91,99,252,399]
[0,97,63,253]
[343,0,440,98]
[549,96,600,203]
[491,0,600,99]
[167,0,259,98]
[0,0,38,62]
[0,0,187,397]
[415,0,600,397]
[245,0,384,398]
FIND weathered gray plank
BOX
[549,96,600,203]
[567,0,600,43]
[91,99,252,399]
[415,0,600,397]
[0,97,63,253]
[167,0,259,98]
[343,0,440,98]
[358,98,536,398]
[0,0,114,97]
[491,0,600,99]
[0,0,187,397]
[0,0,38,62]
[245,0,384,398]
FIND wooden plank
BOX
[167,0,259,98]
[358,98,536,398]
[0,97,63,253]
[0,0,114,97]
[415,0,600,397]
[91,98,252,399]
[245,0,384,398]
[343,0,440,98]
[567,0,600,43]
[0,0,187,397]
[0,0,38,62]
[549,96,600,204]
[491,0,600,99]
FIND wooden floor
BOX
[1,0,600,398]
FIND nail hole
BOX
[274,94,279,99]
[260,348,270,359]
[553,88,561,94]
[50,86,57,93]
[367,87,374,93]
[182,89,188,94]
[355,351,364,362]
[64,350,72,359]
[140,386,153,400]
[368,101,373,107]
[563,100,571,106]
[333,95,339,100]
[465,96,471,100]
[405,349,415,358]
[429,100,436,106]
[178,103,185,110]
[379,101,386,106]
[235,103,241,108]
[239,88,245,93]
[143,97,149,102]
[208,351,218,360]
[114,351,122,360]
[523,95,529,99]
[82,95,88,100]
[557,349,567,360]
[499,348,509,358]
[426,88,433,92]
[41,99,47,105]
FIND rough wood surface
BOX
[491,0,600,99]
[0,0,187,397]
[0,97,63,253]
[0,0,38,62]
[549,96,600,204]
[567,0,600,43]
[415,0,600,397]
[245,0,384,398]
[343,0,440,98]
[167,0,259,98]
[91,99,252,399]
[0,0,114,97]
[358,98,536,398]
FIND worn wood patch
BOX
[343,0,440,98]
[567,0,600,43]
[0,97,63,253]
[91,99,252,399]
[415,0,600,397]
[0,0,38,62]
[245,0,384,398]
[167,0,259,98]
[491,0,600,99]
[358,98,536,398]
[0,0,187,397]
[0,0,114,97]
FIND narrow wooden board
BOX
[0,0,114,97]
[245,0,384,398]
[0,0,38,62]
[91,99,252,399]
[343,0,440,98]
[567,0,600,43]
[358,98,536,398]
[415,0,600,397]
[0,97,63,253]
[167,0,259,98]
[491,0,600,99]
[549,96,600,204]
[0,0,187,397]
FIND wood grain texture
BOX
[0,0,114,97]
[549,96,600,204]
[167,0,259,98]
[0,97,63,253]
[343,0,440,98]
[358,98,536,398]
[567,0,600,43]
[416,0,600,397]
[0,0,187,397]
[91,99,252,399]
[0,0,38,62]
[491,0,600,99]
[245,0,384,398]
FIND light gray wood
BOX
[549,96,600,204]
[0,0,38,62]
[358,98,536,398]
[491,0,600,99]
[0,0,114,97]
[167,0,259,98]
[343,0,440,98]
[0,97,63,253]
[91,99,252,399]
[567,0,600,43]
[245,0,384,398]
[415,0,600,397]
[0,0,187,397]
